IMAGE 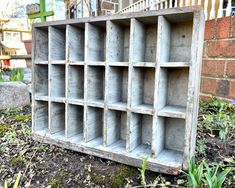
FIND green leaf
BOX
[217,168,232,188]
[189,172,198,188]
[13,172,21,188]
[4,181,8,188]
[196,162,204,184]
[204,173,213,188]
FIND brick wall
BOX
[201,16,235,101]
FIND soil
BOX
[0,105,234,188]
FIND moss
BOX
[111,165,138,187]
[15,115,31,122]
[10,156,24,166]
[90,172,105,184]
[0,124,11,138]
[48,178,63,188]
[48,172,68,188]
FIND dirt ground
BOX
[0,105,234,187]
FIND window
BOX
[4,32,21,42]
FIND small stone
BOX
[177,179,185,185]
[165,181,171,185]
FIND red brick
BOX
[216,80,229,96]
[226,60,235,78]
[232,17,235,37]
[199,95,211,102]
[201,77,217,94]
[229,80,235,98]
[216,17,231,39]
[204,19,216,40]
[207,40,235,57]
[201,60,225,77]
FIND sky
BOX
[0,0,65,20]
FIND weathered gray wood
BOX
[33,27,48,62]
[32,7,205,174]
[85,107,103,142]
[86,23,106,61]
[132,18,158,62]
[33,101,48,131]
[107,20,130,62]
[68,65,84,99]
[87,66,105,102]
[49,26,66,61]
[105,110,127,146]
[108,66,128,104]
[50,65,65,97]
[66,24,85,61]
[66,104,83,138]
[50,102,65,134]
[34,64,48,96]
[131,67,155,107]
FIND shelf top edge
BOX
[33,6,203,28]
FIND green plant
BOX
[4,172,21,188]
[183,158,233,188]
[183,157,204,188]
[201,97,235,141]
[139,157,148,186]
[196,137,206,156]
[203,162,232,188]
[9,68,24,81]
[0,68,5,82]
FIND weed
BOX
[48,172,68,188]
[196,137,206,157]
[38,145,49,152]
[111,165,138,186]
[203,162,232,188]
[139,157,148,186]
[0,68,24,82]
[0,108,21,116]
[10,156,24,166]
[15,115,31,122]
[0,124,11,138]
[183,157,233,188]
[9,68,24,82]
[200,97,235,141]
[183,157,204,188]
[4,172,21,188]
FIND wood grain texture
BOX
[32,7,204,174]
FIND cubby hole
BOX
[159,15,193,63]
[132,67,155,109]
[67,104,84,138]
[86,107,103,142]
[68,65,84,99]
[154,117,185,162]
[34,64,48,96]
[86,22,106,62]
[108,66,128,107]
[129,113,152,153]
[67,24,85,61]
[34,100,48,131]
[107,19,130,62]
[157,67,189,115]
[105,110,127,149]
[132,17,158,62]
[51,65,65,98]
[87,66,105,103]
[34,27,48,62]
[49,26,66,61]
[50,102,65,134]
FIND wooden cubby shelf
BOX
[32,7,204,174]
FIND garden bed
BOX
[0,99,234,187]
